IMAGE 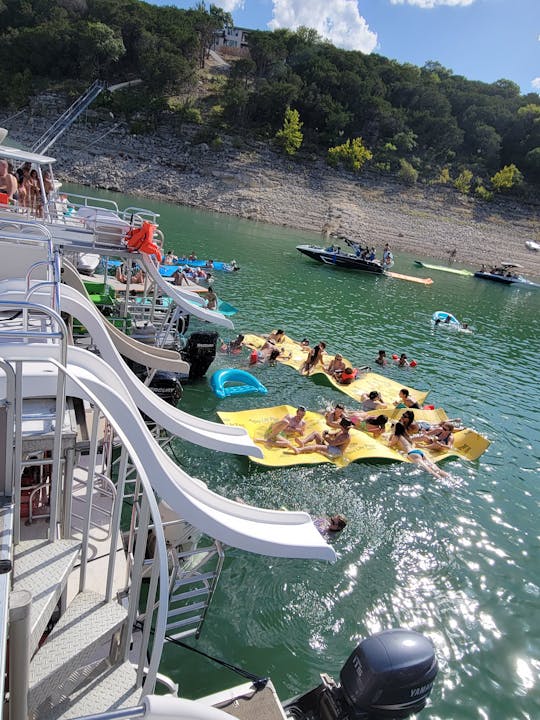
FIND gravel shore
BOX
[5,114,540,278]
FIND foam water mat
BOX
[416,428,491,463]
[218,404,490,467]
[218,404,409,468]
[243,334,429,406]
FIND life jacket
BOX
[125,221,162,262]
[340,368,357,383]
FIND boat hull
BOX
[296,245,384,274]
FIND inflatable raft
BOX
[210,368,267,400]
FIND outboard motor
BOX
[284,629,437,720]
[181,331,219,380]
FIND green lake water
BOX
[70,185,540,718]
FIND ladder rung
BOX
[166,628,198,641]
[170,587,209,602]
[173,571,216,587]
[166,615,203,631]
[167,601,207,618]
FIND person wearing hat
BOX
[292,417,352,458]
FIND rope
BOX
[134,621,268,689]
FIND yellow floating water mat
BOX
[218,405,490,467]
[420,428,491,463]
[243,334,429,406]
[219,404,411,468]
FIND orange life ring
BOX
[125,221,162,262]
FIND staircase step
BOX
[38,661,140,720]
[13,539,81,654]
[29,591,127,712]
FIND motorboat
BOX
[296,244,385,274]
[525,240,540,252]
[0,141,439,720]
[474,263,540,287]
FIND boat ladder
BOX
[165,540,225,641]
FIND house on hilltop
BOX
[212,26,250,57]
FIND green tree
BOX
[327,138,373,172]
[491,164,523,191]
[453,169,473,194]
[398,158,418,185]
[275,107,303,155]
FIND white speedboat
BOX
[0,144,438,720]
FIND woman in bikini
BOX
[302,341,326,375]
[291,418,352,458]
[388,422,449,479]
[325,403,346,428]
[350,414,388,437]
[417,423,455,451]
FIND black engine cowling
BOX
[284,629,437,720]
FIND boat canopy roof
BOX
[501,262,522,268]
[0,144,56,165]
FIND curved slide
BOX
[0,281,262,457]
[142,255,234,329]
[62,347,335,561]
[62,261,190,373]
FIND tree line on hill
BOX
[1,0,539,197]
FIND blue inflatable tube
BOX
[432,310,460,327]
[210,369,268,400]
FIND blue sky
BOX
[151,0,539,95]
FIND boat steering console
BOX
[283,628,438,720]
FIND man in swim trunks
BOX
[292,417,352,458]
[256,406,307,449]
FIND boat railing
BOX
[0,286,169,698]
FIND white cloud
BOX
[532,77,540,90]
[268,0,377,53]
[213,0,244,11]
[390,0,475,7]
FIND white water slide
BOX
[141,255,234,329]
[62,260,189,373]
[1,280,260,457]
[66,346,334,559]
[0,331,332,560]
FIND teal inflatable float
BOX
[210,369,268,399]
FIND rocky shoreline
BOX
[4,112,540,277]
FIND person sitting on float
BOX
[337,366,357,385]
[325,353,346,380]
[394,388,420,409]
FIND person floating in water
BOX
[388,422,450,479]
[375,349,387,366]
[313,514,347,536]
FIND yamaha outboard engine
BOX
[284,629,437,720]
[181,331,219,380]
